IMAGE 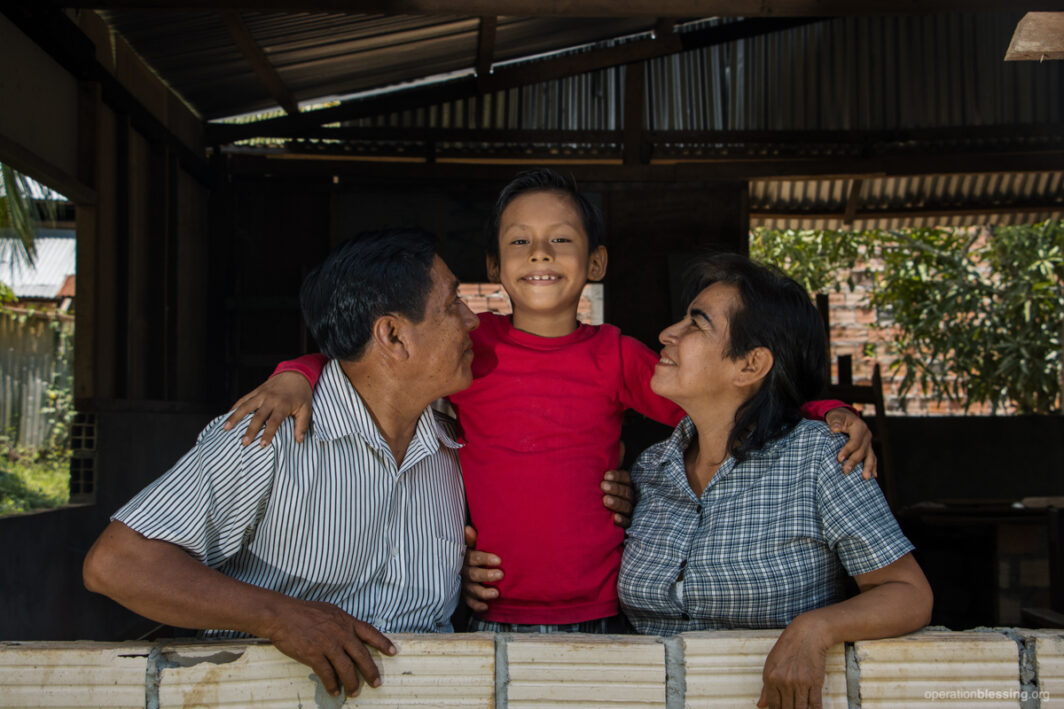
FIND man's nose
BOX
[461,301,479,330]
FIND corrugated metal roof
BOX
[99,11,653,120]
[0,229,76,299]
[749,172,1064,230]
[312,13,1062,133]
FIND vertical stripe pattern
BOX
[114,360,466,638]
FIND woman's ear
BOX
[371,314,411,362]
[486,255,501,283]
[587,245,608,282]
[735,346,774,387]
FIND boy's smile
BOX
[488,190,607,337]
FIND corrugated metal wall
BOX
[346,13,1060,133]
[647,13,1061,131]
[0,310,72,449]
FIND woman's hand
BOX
[461,525,503,613]
[825,407,877,479]
[601,469,635,528]
[757,615,833,709]
[223,371,313,447]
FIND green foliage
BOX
[872,223,1064,414]
[0,163,40,273]
[751,222,1064,414]
[0,431,70,515]
[749,228,864,295]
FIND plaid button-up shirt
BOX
[619,417,913,636]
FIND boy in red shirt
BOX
[227,169,874,633]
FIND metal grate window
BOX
[68,412,96,504]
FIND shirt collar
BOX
[309,360,461,454]
[664,415,798,463]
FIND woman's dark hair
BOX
[683,253,827,461]
[484,168,605,260]
[300,228,438,361]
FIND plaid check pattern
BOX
[619,418,913,636]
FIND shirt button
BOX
[681,613,690,621]
[695,505,702,514]
[389,546,399,558]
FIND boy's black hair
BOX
[300,228,438,361]
[683,253,827,462]
[485,168,605,260]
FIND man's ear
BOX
[587,245,608,282]
[371,314,411,362]
[486,255,501,283]
[734,346,773,387]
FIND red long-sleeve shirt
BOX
[275,312,846,624]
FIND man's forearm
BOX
[83,520,287,636]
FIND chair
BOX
[1021,507,1064,628]
[816,294,897,510]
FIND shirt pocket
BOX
[410,535,466,626]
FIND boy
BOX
[227,169,873,633]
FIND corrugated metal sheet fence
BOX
[0,308,73,449]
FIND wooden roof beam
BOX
[219,10,300,115]
[1005,12,1064,61]
[475,15,497,91]
[208,16,822,144]
[44,1,1064,16]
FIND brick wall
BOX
[3,629,1060,707]
[820,247,1005,416]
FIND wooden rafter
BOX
[42,1,1064,16]
[1005,12,1064,61]
[224,146,1064,182]
[219,10,300,114]
[475,15,496,87]
[843,178,864,225]
[208,16,823,144]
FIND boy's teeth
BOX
[526,275,557,280]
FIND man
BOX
[83,228,480,699]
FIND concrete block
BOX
[157,634,494,707]
[506,633,665,707]
[856,630,1021,708]
[1031,631,1064,708]
[0,641,152,709]
[682,630,846,708]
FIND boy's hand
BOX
[825,407,877,479]
[461,525,503,613]
[223,371,313,447]
[601,469,634,528]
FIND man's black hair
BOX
[683,253,827,461]
[485,168,605,260]
[300,228,438,361]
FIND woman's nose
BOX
[659,321,681,345]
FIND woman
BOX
[618,254,932,709]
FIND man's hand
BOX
[264,598,396,698]
[757,616,832,709]
[83,522,396,698]
[222,371,313,447]
[601,469,635,528]
[461,525,503,613]
[825,407,877,479]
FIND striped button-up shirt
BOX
[114,360,467,637]
[619,418,913,637]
